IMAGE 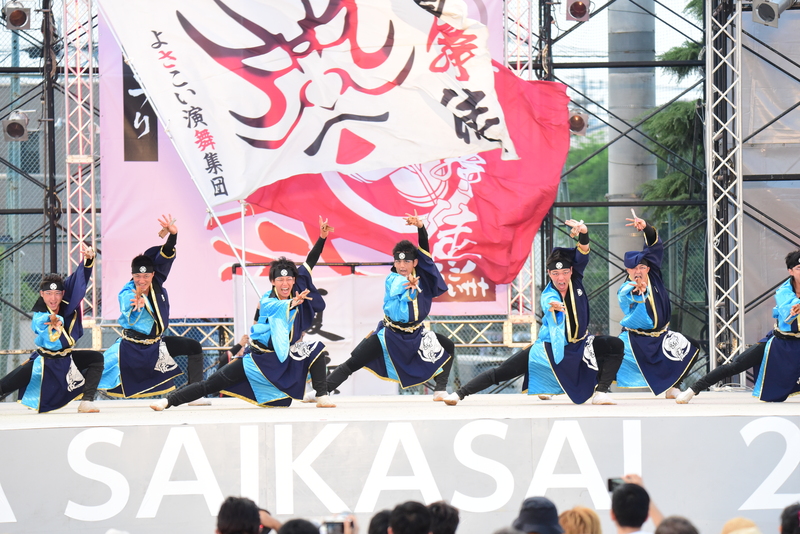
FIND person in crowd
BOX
[611,474,663,534]
[369,510,392,534]
[654,517,698,534]
[512,496,564,534]
[216,496,281,534]
[719,517,760,534]
[388,501,431,534]
[560,506,602,534]
[780,502,800,534]
[445,219,624,406]
[0,244,103,413]
[428,501,459,534]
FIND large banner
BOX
[98,3,569,321]
[97,0,517,205]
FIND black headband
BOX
[40,280,65,292]
[393,250,417,261]
[131,255,155,274]
[546,257,573,270]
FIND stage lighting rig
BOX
[3,1,30,30]
[569,111,588,136]
[753,0,795,27]
[3,111,29,141]
[566,0,590,21]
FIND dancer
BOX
[99,215,206,399]
[615,215,699,398]
[677,249,800,403]
[151,217,335,409]
[0,244,104,413]
[324,211,454,400]
[444,219,624,405]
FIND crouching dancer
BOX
[0,244,103,413]
[99,215,205,399]
[444,220,624,406]
[324,212,454,400]
[151,217,335,410]
[676,249,800,403]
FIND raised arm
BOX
[306,216,333,270]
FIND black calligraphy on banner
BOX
[149,29,228,197]
[122,56,158,161]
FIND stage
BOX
[0,391,798,534]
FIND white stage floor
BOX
[0,389,796,430]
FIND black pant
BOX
[0,349,104,402]
[691,342,765,394]
[163,336,204,384]
[326,332,455,392]
[167,354,329,407]
[455,335,624,398]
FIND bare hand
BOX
[80,243,95,261]
[403,210,424,229]
[404,275,421,292]
[564,219,587,238]
[45,313,62,330]
[343,514,359,534]
[626,217,647,231]
[548,300,565,313]
[239,334,250,346]
[157,214,178,238]
[291,289,312,308]
[623,473,645,487]
[630,279,648,295]
[319,216,335,239]
[131,290,146,311]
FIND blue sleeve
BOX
[773,281,800,329]
[383,273,413,322]
[60,263,92,318]
[118,283,150,328]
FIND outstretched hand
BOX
[564,219,587,238]
[290,289,312,308]
[626,217,647,231]
[80,243,95,261]
[319,216,334,239]
[404,275,421,292]
[158,214,178,238]
[548,300,565,313]
[403,210,424,229]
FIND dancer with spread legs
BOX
[676,249,800,403]
[444,219,624,406]
[151,217,335,410]
[324,211,454,400]
[99,215,206,399]
[615,215,699,398]
[0,244,103,413]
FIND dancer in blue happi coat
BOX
[615,216,699,398]
[445,219,624,406]
[151,217,335,410]
[677,249,800,403]
[99,215,205,399]
[324,211,454,400]
[0,244,104,413]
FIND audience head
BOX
[780,503,800,534]
[217,496,261,534]
[513,497,564,534]
[369,510,392,534]
[559,506,602,534]
[428,501,460,534]
[720,517,760,534]
[611,483,650,529]
[279,519,320,534]
[389,501,431,534]
[654,516,698,534]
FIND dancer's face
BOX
[394,258,418,277]
[132,272,154,293]
[40,289,64,312]
[272,276,295,300]
[627,263,650,283]
[548,267,573,296]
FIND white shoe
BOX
[592,391,616,405]
[538,395,552,400]
[302,390,317,403]
[675,389,695,404]
[77,400,99,413]
[150,399,169,411]
[443,392,460,406]
[188,397,212,406]
[433,391,447,402]
[315,395,336,408]
[665,387,681,399]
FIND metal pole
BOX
[43,0,58,273]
